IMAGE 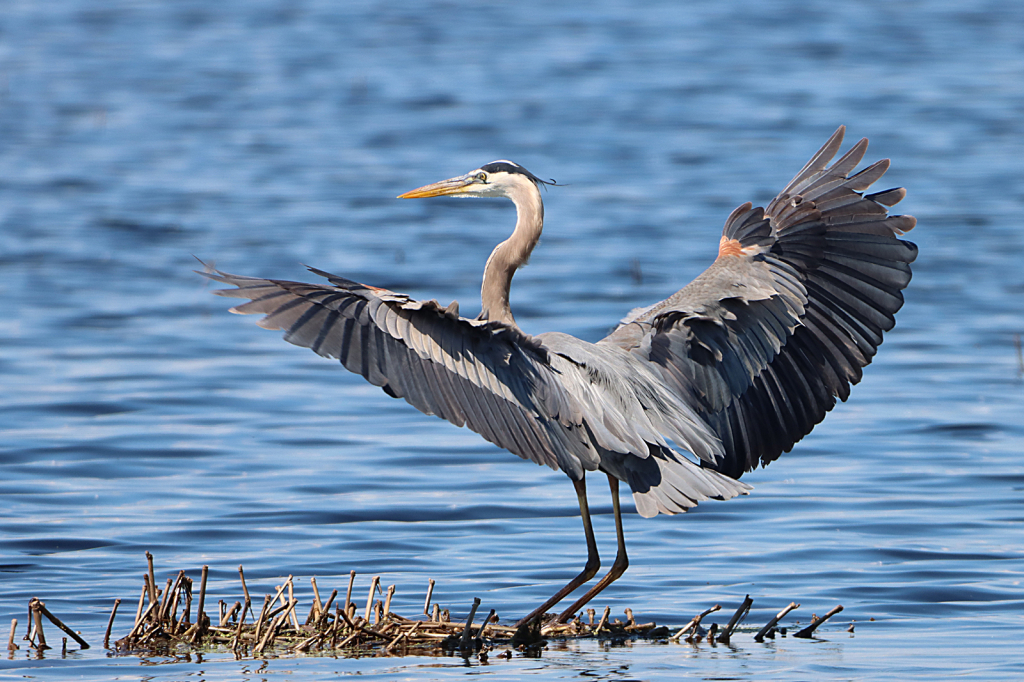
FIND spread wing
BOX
[203,266,593,473]
[203,266,748,515]
[601,126,918,479]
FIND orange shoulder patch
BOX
[717,236,745,259]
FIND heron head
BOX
[398,160,554,200]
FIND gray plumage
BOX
[202,128,917,625]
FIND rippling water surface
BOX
[3,1,1023,680]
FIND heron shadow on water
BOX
[201,126,917,628]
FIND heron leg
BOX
[551,474,629,624]
[516,476,601,627]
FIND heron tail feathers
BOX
[621,446,751,518]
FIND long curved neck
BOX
[480,181,544,326]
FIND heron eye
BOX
[476,172,487,182]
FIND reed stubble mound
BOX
[10,553,848,659]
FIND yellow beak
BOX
[397,174,476,199]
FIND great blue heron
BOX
[203,127,917,626]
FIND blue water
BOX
[2,1,1023,680]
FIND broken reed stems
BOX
[263,597,297,625]
[337,603,357,631]
[104,599,121,649]
[365,576,380,622]
[336,628,361,649]
[126,601,158,640]
[669,604,720,642]
[182,577,194,628]
[793,605,844,639]
[316,590,338,629]
[196,565,209,627]
[311,577,322,609]
[30,599,89,650]
[134,581,146,630]
[254,611,285,655]
[754,601,800,642]
[232,602,247,649]
[168,576,186,631]
[282,599,299,631]
[30,601,47,650]
[717,595,753,644]
[423,579,435,616]
[222,601,241,629]
[308,577,322,625]
[459,597,482,651]
[104,554,848,658]
[238,566,252,622]
[385,621,420,653]
[253,595,273,643]
[287,580,301,631]
[345,570,356,614]
[269,578,291,614]
[157,578,173,623]
[146,552,157,609]
[163,579,179,628]
[480,609,496,639]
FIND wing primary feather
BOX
[774,126,846,201]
